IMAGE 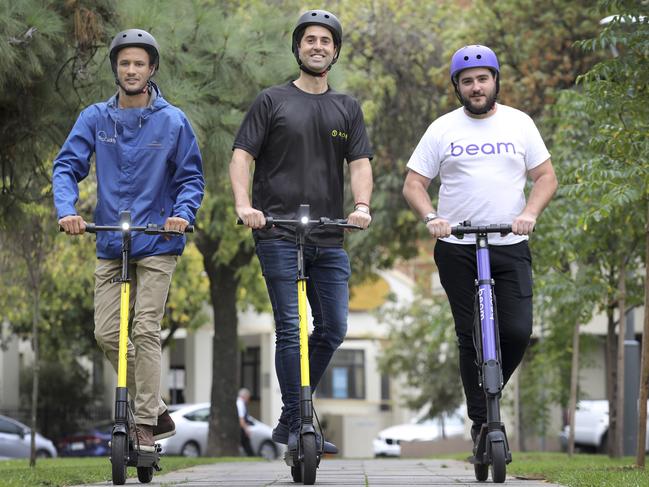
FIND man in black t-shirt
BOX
[230,9,373,454]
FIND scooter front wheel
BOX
[490,441,507,483]
[137,466,154,483]
[301,433,317,485]
[111,433,128,485]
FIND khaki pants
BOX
[94,255,177,425]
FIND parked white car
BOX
[559,399,649,453]
[157,403,285,460]
[373,407,466,457]
[0,414,57,459]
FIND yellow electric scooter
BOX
[240,204,359,485]
[64,211,192,485]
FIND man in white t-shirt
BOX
[237,388,255,456]
[402,45,557,445]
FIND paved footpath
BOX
[73,458,564,487]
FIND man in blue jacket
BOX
[53,29,204,452]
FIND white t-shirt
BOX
[236,397,246,419]
[407,104,550,245]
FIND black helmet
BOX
[291,10,343,65]
[109,29,160,74]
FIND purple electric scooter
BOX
[451,221,513,483]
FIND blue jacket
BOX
[53,84,205,259]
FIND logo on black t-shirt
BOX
[331,129,348,140]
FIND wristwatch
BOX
[423,212,438,224]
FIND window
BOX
[184,407,210,422]
[168,367,185,404]
[0,418,23,435]
[240,346,260,399]
[316,349,365,399]
[380,373,391,411]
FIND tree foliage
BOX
[378,286,464,419]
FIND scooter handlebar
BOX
[450,222,513,239]
[59,223,194,235]
[236,216,361,230]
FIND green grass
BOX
[0,456,251,487]
[444,451,649,487]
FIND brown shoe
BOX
[134,424,155,452]
[153,410,176,440]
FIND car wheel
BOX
[597,431,609,454]
[258,440,277,460]
[181,441,201,457]
[35,450,52,458]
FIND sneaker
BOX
[275,421,338,454]
[153,410,176,440]
[134,424,155,452]
[271,417,289,443]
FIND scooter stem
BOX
[117,282,130,388]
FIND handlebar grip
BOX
[236,217,274,229]
[59,224,96,233]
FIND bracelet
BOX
[354,203,370,214]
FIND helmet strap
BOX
[115,77,152,97]
[298,62,330,78]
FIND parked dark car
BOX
[57,421,112,457]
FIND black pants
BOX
[434,240,533,426]
[240,428,255,456]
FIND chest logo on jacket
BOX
[450,141,516,157]
[97,130,117,144]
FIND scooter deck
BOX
[126,444,162,469]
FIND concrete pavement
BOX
[73,458,564,486]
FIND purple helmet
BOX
[450,45,499,84]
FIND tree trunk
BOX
[614,258,626,458]
[606,305,617,457]
[567,318,580,457]
[636,199,649,467]
[29,283,40,467]
[197,233,255,456]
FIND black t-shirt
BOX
[233,82,373,246]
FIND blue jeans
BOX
[255,239,351,432]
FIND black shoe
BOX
[274,421,338,454]
[471,423,482,444]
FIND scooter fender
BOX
[112,423,128,436]
[301,424,316,436]
[486,429,506,448]
[486,430,511,463]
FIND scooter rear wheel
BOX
[474,463,488,482]
[291,465,302,483]
[490,441,507,483]
[137,466,154,483]
[301,433,317,485]
[111,433,128,485]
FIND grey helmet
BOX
[109,29,160,74]
[292,10,343,69]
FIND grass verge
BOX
[444,451,649,487]
[0,456,253,487]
